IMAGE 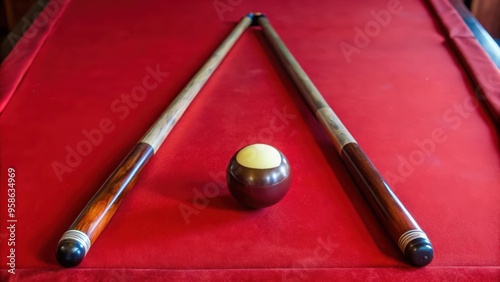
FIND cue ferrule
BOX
[248,12,267,26]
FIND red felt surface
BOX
[0,0,70,113]
[1,0,499,281]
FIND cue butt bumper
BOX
[55,142,153,267]
[56,230,91,267]
[340,142,434,266]
[399,230,434,267]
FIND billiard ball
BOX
[226,144,291,208]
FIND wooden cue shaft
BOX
[256,14,434,267]
[56,15,253,268]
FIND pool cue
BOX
[255,14,434,267]
[55,15,253,267]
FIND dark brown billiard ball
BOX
[226,144,291,208]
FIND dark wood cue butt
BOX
[56,142,154,267]
[56,14,252,267]
[256,14,433,266]
[341,143,433,266]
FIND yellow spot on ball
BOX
[236,144,281,169]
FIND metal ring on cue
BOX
[59,230,91,256]
[398,229,429,254]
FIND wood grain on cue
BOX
[56,14,253,268]
[256,14,433,267]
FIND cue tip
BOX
[246,12,267,26]
[404,237,434,267]
[56,239,86,267]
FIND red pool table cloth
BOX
[1,0,499,281]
